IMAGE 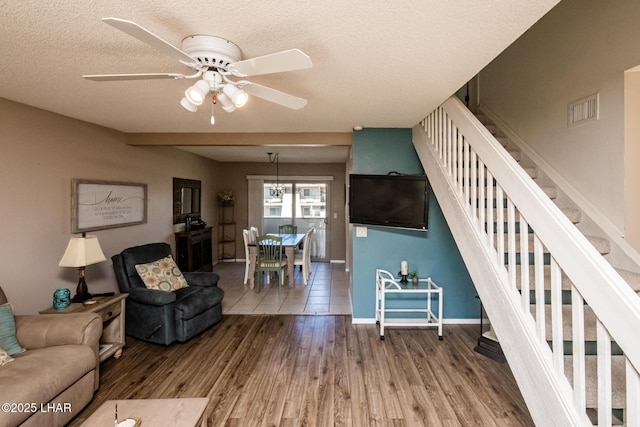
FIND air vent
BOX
[568,93,599,127]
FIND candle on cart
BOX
[400,261,408,275]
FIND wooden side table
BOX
[40,293,128,362]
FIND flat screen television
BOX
[349,173,430,230]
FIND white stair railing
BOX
[413,96,640,426]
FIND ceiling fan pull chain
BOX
[210,95,217,125]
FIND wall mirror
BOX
[173,177,201,224]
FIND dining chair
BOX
[255,235,288,292]
[250,226,259,242]
[278,224,297,234]
[242,229,251,285]
[294,227,315,285]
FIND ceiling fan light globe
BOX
[185,80,210,105]
[234,91,249,108]
[223,84,248,108]
[217,93,236,113]
[180,96,198,112]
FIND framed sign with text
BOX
[71,179,147,233]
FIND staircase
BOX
[479,109,640,425]
[413,96,640,426]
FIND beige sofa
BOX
[0,287,102,427]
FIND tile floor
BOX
[213,261,352,315]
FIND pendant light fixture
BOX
[267,152,284,198]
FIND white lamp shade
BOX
[180,96,198,112]
[185,80,210,105]
[217,93,236,113]
[59,235,106,267]
[222,84,248,108]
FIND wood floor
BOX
[69,316,534,426]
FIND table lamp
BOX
[59,233,106,302]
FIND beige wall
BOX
[624,69,640,250]
[0,98,222,314]
[479,0,640,235]
[219,162,347,262]
[0,98,348,314]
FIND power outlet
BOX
[356,226,368,237]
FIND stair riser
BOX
[456,165,537,179]
[564,356,626,409]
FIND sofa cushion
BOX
[0,303,25,356]
[174,286,224,320]
[135,255,188,292]
[0,345,96,409]
[0,344,13,366]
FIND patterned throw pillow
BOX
[0,303,25,356]
[135,255,189,292]
[0,344,13,367]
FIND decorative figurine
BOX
[53,288,71,309]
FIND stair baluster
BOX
[415,96,640,426]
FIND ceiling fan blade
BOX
[241,82,308,110]
[102,17,197,66]
[229,49,312,77]
[83,73,185,81]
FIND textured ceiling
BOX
[0,0,559,161]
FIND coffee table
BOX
[80,398,209,427]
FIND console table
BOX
[375,269,443,340]
[175,227,213,272]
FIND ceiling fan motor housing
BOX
[181,35,242,71]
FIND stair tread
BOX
[496,136,509,147]
[478,186,556,199]
[471,114,633,417]
[523,167,537,178]
[508,150,522,161]
[543,186,558,199]
[564,355,626,408]
[585,235,611,255]
[560,207,582,223]
[488,207,581,224]
[614,268,640,292]
[497,234,610,256]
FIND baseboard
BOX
[351,318,482,325]
[351,318,377,324]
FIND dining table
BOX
[248,233,305,289]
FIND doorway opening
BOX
[262,181,328,261]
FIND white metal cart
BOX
[375,269,443,340]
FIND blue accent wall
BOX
[351,128,478,320]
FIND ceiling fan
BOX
[83,18,313,124]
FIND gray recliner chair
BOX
[111,242,224,345]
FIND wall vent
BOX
[568,93,599,127]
